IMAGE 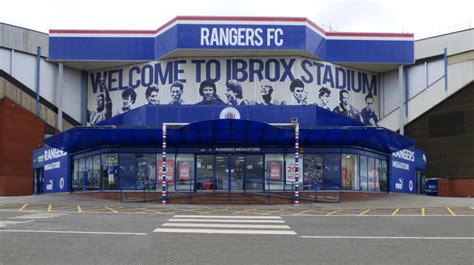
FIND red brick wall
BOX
[0,97,45,195]
[438,178,474,197]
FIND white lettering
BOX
[254,28,263,46]
[200,27,270,47]
[274,28,284,46]
[392,149,415,162]
[43,149,67,162]
[200,28,209,46]
[392,161,410,170]
[45,161,61,171]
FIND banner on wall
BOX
[32,147,69,193]
[87,57,380,126]
[158,159,176,182]
[390,147,416,193]
[285,156,303,183]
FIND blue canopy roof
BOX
[45,119,414,154]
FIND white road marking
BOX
[154,215,296,235]
[11,213,68,219]
[0,229,146,236]
[300,236,474,240]
[174,215,281,219]
[0,220,34,227]
[161,223,291,229]
[169,218,285,223]
[153,228,297,235]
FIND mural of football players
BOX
[88,79,112,125]
[145,86,160,105]
[360,93,379,126]
[282,79,308,105]
[256,83,279,105]
[317,86,331,110]
[195,80,225,105]
[169,81,185,105]
[225,80,248,105]
[333,90,360,120]
[116,89,137,115]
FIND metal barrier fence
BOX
[119,178,341,204]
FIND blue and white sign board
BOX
[389,147,426,193]
[33,146,70,192]
[49,17,414,63]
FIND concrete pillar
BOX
[398,65,405,135]
[57,63,63,131]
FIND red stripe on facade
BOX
[326,32,414,38]
[49,16,414,38]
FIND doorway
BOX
[196,154,264,192]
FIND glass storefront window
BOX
[265,154,284,190]
[101,154,118,190]
[245,155,264,191]
[377,159,388,191]
[158,153,175,191]
[303,154,323,190]
[72,158,84,191]
[118,153,136,188]
[136,153,156,189]
[196,155,214,191]
[359,156,368,191]
[176,154,194,191]
[322,154,341,190]
[90,155,101,190]
[368,157,376,191]
[341,154,359,190]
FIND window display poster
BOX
[267,161,282,180]
[178,161,192,181]
[303,154,323,189]
[137,154,156,183]
[285,156,303,183]
[158,159,175,182]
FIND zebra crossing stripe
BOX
[153,228,296,235]
[168,218,285,223]
[161,223,291,229]
[173,215,281,219]
[154,215,296,235]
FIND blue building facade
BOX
[37,16,426,197]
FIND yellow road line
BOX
[231,209,256,215]
[422,208,425,216]
[391,208,400,216]
[105,207,118,213]
[48,204,53,212]
[326,209,341,216]
[136,207,165,214]
[19,204,28,211]
[294,209,314,216]
[261,209,284,215]
[446,207,456,216]
[77,206,82,213]
[359,209,371,216]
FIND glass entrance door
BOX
[215,155,245,191]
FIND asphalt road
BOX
[1,210,473,265]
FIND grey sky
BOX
[2,0,473,39]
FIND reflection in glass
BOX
[101,154,118,190]
[359,156,368,191]
[245,155,264,191]
[196,155,214,191]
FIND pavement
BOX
[0,192,472,210]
